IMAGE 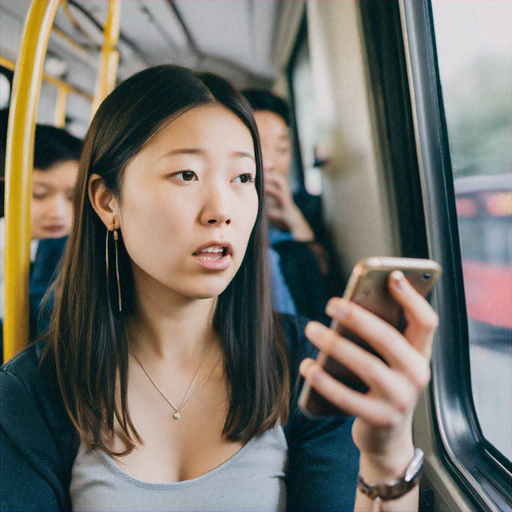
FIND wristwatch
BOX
[357,448,425,502]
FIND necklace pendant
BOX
[173,411,181,420]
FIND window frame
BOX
[399,0,512,509]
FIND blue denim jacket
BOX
[0,314,359,511]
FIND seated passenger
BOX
[242,90,343,322]
[0,125,81,354]
[1,65,438,512]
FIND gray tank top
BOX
[70,426,287,512]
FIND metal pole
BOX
[92,0,121,114]
[3,0,60,361]
[55,85,68,127]
[0,56,93,101]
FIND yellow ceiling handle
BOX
[54,85,68,128]
[0,55,93,102]
[59,0,97,45]
[3,0,60,362]
[92,0,121,115]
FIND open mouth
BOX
[192,241,233,270]
[192,246,227,260]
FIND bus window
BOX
[0,70,11,109]
[288,20,322,196]
[431,0,512,461]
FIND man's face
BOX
[253,110,292,179]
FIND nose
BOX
[47,195,68,220]
[261,148,275,174]
[199,186,232,227]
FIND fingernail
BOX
[299,359,314,375]
[306,321,323,337]
[390,270,405,290]
[326,299,349,320]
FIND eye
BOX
[233,173,255,184]
[173,170,198,182]
[32,192,47,200]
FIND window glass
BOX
[0,68,12,109]
[289,35,323,195]
[432,0,511,461]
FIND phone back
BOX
[299,257,442,418]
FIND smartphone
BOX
[298,256,442,419]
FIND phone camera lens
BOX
[421,273,432,282]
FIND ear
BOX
[88,173,119,229]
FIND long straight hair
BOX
[49,65,289,454]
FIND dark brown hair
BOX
[49,65,289,454]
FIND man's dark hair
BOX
[34,125,82,170]
[241,90,291,126]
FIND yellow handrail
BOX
[54,85,68,127]
[3,0,60,361]
[0,56,93,102]
[92,0,121,114]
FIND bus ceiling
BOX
[0,0,302,93]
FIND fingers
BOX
[299,358,410,428]
[388,270,439,358]
[264,180,286,200]
[304,322,419,404]
[324,298,428,383]
[319,277,436,392]
[301,268,439,451]
[264,174,293,199]
[264,187,284,205]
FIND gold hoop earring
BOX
[106,219,122,312]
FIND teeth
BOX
[193,245,226,260]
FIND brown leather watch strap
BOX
[357,448,425,502]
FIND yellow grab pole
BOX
[0,55,93,102]
[3,0,60,361]
[92,0,121,114]
[55,85,68,127]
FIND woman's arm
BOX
[1,369,64,510]
[1,344,76,511]
[299,270,438,512]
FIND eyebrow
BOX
[233,151,255,161]
[163,148,255,162]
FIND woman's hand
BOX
[264,172,314,242]
[299,270,438,477]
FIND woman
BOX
[0,65,438,512]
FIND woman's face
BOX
[31,160,78,239]
[117,105,259,301]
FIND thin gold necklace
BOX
[131,346,221,420]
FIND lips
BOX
[192,241,233,271]
[43,225,67,235]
